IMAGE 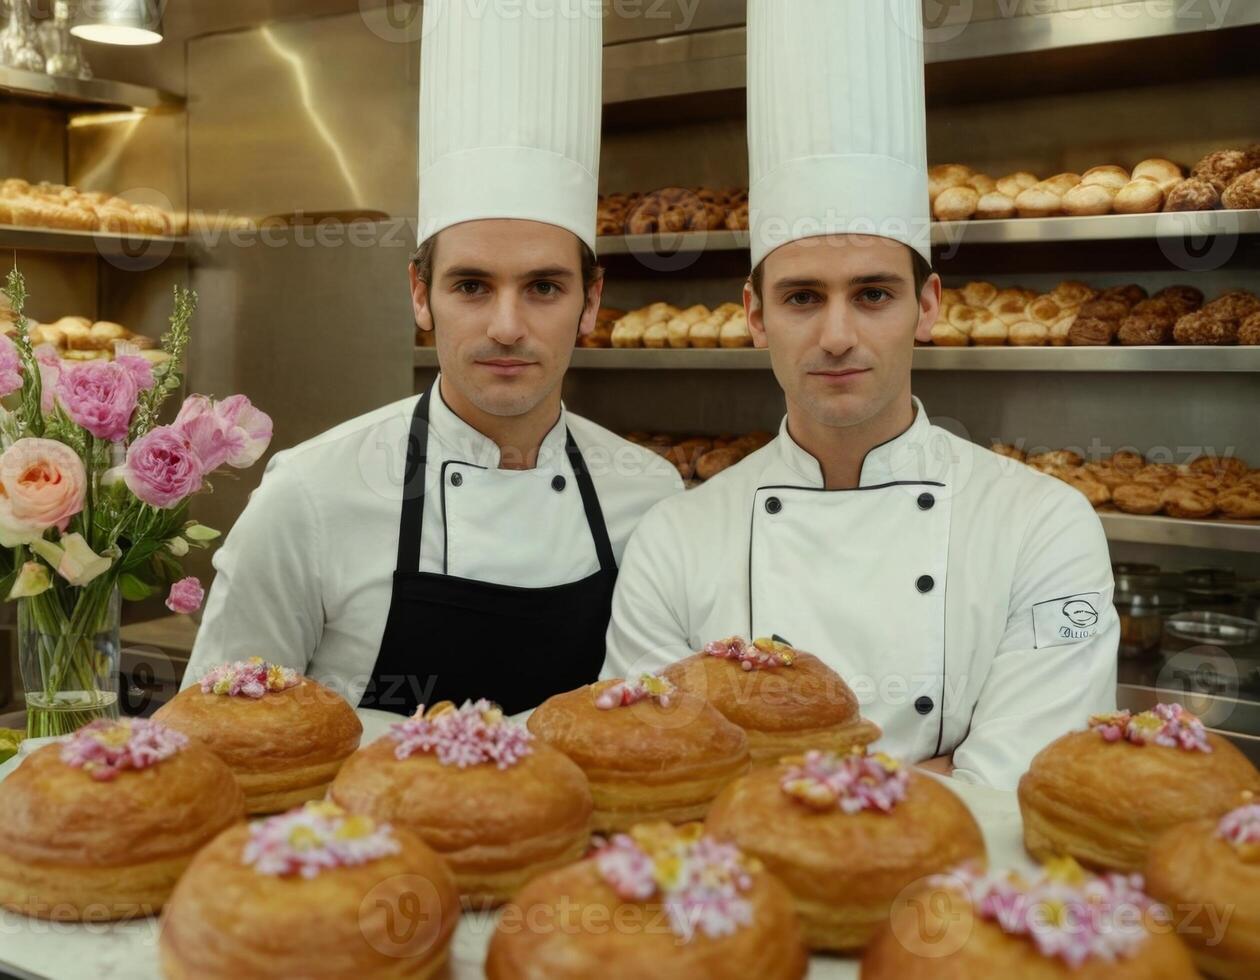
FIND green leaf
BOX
[119,573,156,601]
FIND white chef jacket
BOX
[185,379,683,701]
[604,398,1119,790]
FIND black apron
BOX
[359,387,617,717]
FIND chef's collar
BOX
[426,376,570,472]
[776,396,934,488]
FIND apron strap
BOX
[394,385,617,576]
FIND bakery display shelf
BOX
[0,224,187,259]
[596,211,1260,258]
[0,66,183,112]
[415,347,1260,373]
[603,3,1260,111]
[1099,512,1260,554]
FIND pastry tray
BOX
[0,709,1035,980]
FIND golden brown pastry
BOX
[1240,311,1260,345]
[967,173,997,196]
[719,309,752,348]
[1081,165,1130,191]
[1082,462,1131,491]
[1155,284,1205,315]
[996,171,1038,198]
[1165,177,1220,212]
[934,186,980,221]
[1027,449,1084,469]
[990,442,1027,462]
[962,280,998,308]
[1019,704,1260,873]
[1189,453,1249,478]
[1114,179,1165,214]
[1109,449,1146,472]
[1205,290,1260,322]
[160,801,460,980]
[695,445,746,481]
[1145,801,1260,980]
[0,718,244,920]
[1009,320,1049,346]
[1132,462,1182,487]
[932,319,971,346]
[611,309,648,348]
[1041,173,1083,197]
[705,750,985,951]
[1133,157,1185,192]
[154,659,362,815]
[1175,309,1239,345]
[1194,149,1251,193]
[976,191,1016,219]
[928,163,973,202]
[863,857,1200,980]
[1015,186,1063,218]
[1062,183,1115,217]
[1162,483,1217,519]
[330,700,591,907]
[1068,316,1119,346]
[1111,482,1161,513]
[528,675,750,832]
[1050,280,1097,307]
[1060,469,1110,507]
[1218,486,1260,520]
[485,822,808,980]
[969,308,1007,345]
[665,304,709,349]
[1223,169,1260,210]
[661,638,880,767]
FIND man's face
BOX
[746,235,939,430]
[410,219,602,418]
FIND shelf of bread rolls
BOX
[0,65,184,112]
[0,178,187,256]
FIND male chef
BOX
[604,0,1118,789]
[184,0,682,714]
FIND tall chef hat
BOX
[747,0,931,268]
[417,0,602,250]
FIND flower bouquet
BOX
[0,268,272,738]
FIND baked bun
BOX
[160,802,460,980]
[1062,183,1115,217]
[1175,309,1240,345]
[1165,177,1220,212]
[1145,801,1260,979]
[863,857,1200,979]
[0,719,244,920]
[485,822,808,980]
[1112,483,1165,515]
[155,659,362,815]
[1114,179,1164,214]
[705,751,985,951]
[996,171,1038,198]
[1015,186,1062,218]
[1019,703,1260,873]
[330,700,591,906]
[661,638,880,766]
[1133,157,1184,192]
[1193,149,1250,193]
[528,675,750,832]
[976,191,1016,219]
[1222,169,1260,210]
[933,186,979,221]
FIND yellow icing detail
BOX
[752,637,796,665]
[335,814,376,840]
[1043,856,1088,886]
[94,723,133,748]
[288,826,320,850]
[873,752,900,772]
[640,674,672,696]
[481,706,504,725]
[426,701,456,719]
[247,656,264,665]
[304,800,344,820]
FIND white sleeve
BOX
[603,504,695,680]
[951,487,1118,789]
[181,454,324,689]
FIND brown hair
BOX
[749,245,934,304]
[411,232,602,292]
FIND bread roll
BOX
[995,172,1038,198]
[974,191,1015,220]
[1008,320,1049,346]
[1164,178,1219,212]
[947,305,981,335]
[688,313,722,349]
[1193,149,1250,193]
[1014,186,1062,218]
[610,311,648,348]
[1222,169,1260,210]
[643,320,669,348]
[933,186,979,222]
[961,281,998,308]
[930,320,970,347]
[719,310,752,349]
[1133,158,1184,193]
[988,289,1029,326]
[666,304,709,349]
[969,309,1007,346]
[1063,183,1115,216]
[939,288,964,309]
[1051,281,1098,307]
[1027,295,1064,325]
[1081,165,1130,191]
[966,173,997,196]
[1114,179,1164,214]
[928,164,972,201]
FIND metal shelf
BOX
[0,224,187,259]
[416,346,1260,373]
[1098,512,1260,554]
[0,66,183,111]
[596,212,1260,258]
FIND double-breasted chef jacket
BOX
[604,398,1119,790]
[184,379,683,708]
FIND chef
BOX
[604,0,1118,790]
[184,0,682,715]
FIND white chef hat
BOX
[747,0,931,268]
[417,0,602,251]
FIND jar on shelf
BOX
[0,0,44,72]
[38,0,91,80]
[1115,587,1185,659]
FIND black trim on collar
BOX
[438,458,487,576]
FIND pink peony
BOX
[0,335,21,398]
[165,576,204,614]
[55,358,152,442]
[216,395,273,468]
[115,354,155,393]
[123,425,204,508]
[174,394,273,473]
[0,438,87,545]
[34,345,60,414]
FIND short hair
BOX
[410,231,602,292]
[749,244,934,304]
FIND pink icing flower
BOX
[200,657,300,698]
[780,749,909,814]
[389,699,533,769]
[1217,803,1260,856]
[0,334,21,397]
[704,635,796,671]
[55,358,152,442]
[33,345,60,414]
[59,718,188,781]
[0,438,87,546]
[596,672,675,709]
[1089,703,1211,753]
[242,801,400,879]
[122,425,204,508]
[166,576,204,614]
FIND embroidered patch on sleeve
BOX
[1032,592,1103,649]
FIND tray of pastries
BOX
[0,299,165,363]
[0,178,183,237]
[935,281,1260,347]
[597,186,749,237]
[623,429,775,485]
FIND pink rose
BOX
[0,335,21,398]
[34,345,60,414]
[123,425,204,509]
[173,394,273,473]
[0,438,87,546]
[165,576,204,614]
[55,359,149,442]
[115,354,155,393]
[216,395,273,468]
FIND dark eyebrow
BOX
[442,266,493,280]
[772,272,908,292]
[522,266,575,281]
[441,265,576,282]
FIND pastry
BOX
[528,674,750,832]
[154,658,363,815]
[688,311,723,348]
[931,320,970,346]
[996,171,1038,199]
[969,308,1007,345]
[1015,186,1062,218]
[1081,165,1130,191]
[661,637,880,767]
[962,281,998,308]
[1062,183,1115,217]
[724,202,750,231]
[719,310,752,348]
[1082,462,1131,491]
[1217,486,1260,520]
[863,857,1199,979]
[1099,283,1147,306]
[1019,703,1260,873]
[1027,449,1083,469]
[1174,309,1239,345]
[975,191,1016,219]
[1188,453,1249,478]
[988,288,1030,324]
[1132,463,1181,487]
[611,310,648,348]
[1222,169,1260,210]
[160,801,460,980]
[1193,149,1251,193]
[1161,483,1216,519]
[1133,158,1184,192]
[485,822,808,980]
[1009,320,1049,346]
[933,186,979,221]
[1204,290,1260,321]
[1117,312,1175,345]
[967,173,997,196]
[990,443,1027,462]
[1050,280,1097,307]
[1145,801,1260,980]
[1060,470,1110,507]
[695,445,747,481]
[1109,449,1146,472]
[1240,312,1260,345]
[928,164,973,201]
[1068,316,1118,346]
[1041,173,1082,197]
[666,304,709,349]
[1112,484,1163,515]
[705,750,986,951]
[1155,284,1205,315]
[330,699,591,907]
[1165,178,1220,212]
[0,718,244,920]
[1114,179,1165,214]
